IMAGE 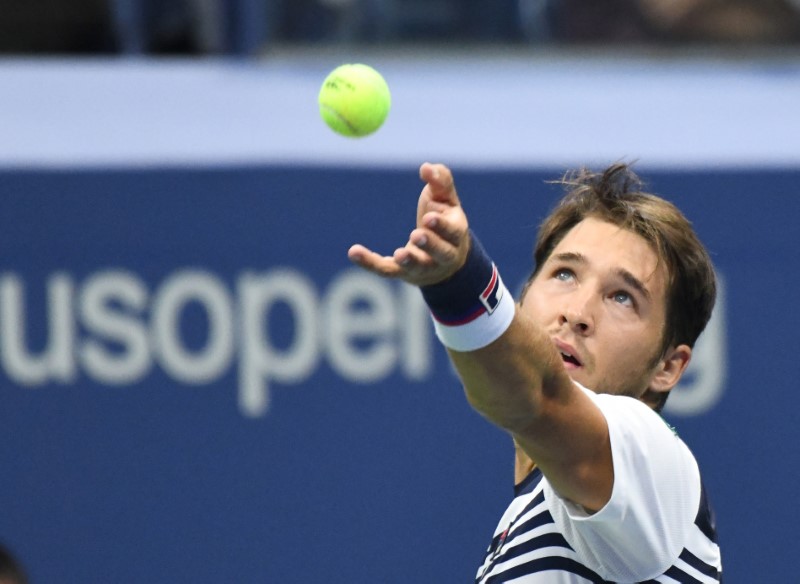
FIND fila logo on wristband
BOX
[480,264,503,314]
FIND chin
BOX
[566,370,591,390]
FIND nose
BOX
[559,293,595,336]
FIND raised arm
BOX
[348,163,613,512]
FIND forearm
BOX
[418,230,572,434]
[450,309,612,509]
[447,306,568,435]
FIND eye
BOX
[554,268,574,282]
[612,290,634,307]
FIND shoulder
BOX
[579,383,684,452]
[576,383,701,525]
[543,383,703,580]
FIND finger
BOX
[409,228,460,266]
[419,162,459,205]
[348,244,403,278]
[394,242,435,269]
[421,200,450,214]
[420,211,466,247]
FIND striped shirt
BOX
[475,388,722,583]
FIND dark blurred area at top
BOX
[1,0,800,56]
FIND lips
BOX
[554,339,582,368]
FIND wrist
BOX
[420,231,515,351]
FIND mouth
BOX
[554,339,583,370]
[560,351,581,367]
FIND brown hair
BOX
[526,164,717,408]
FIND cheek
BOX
[591,335,657,396]
[520,288,556,326]
[600,326,661,372]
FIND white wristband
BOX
[431,276,515,351]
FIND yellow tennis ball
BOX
[318,64,391,138]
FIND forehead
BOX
[548,217,667,294]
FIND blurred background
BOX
[1,1,799,583]
[1,0,800,54]
[0,0,800,56]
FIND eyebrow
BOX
[551,252,652,302]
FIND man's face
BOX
[521,217,670,399]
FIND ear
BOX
[641,344,692,409]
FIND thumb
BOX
[420,162,459,205]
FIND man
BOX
[348,162,722,582]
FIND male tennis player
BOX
[349,162,722,582]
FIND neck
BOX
[514,439,537,485]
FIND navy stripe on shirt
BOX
[695,481,718,544]
[484,555,611,584]
[679,548,720,579]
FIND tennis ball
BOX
[318,64,391,138]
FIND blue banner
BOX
[1,165,797,582]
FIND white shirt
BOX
[475,385,722,583]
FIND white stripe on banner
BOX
[1,53,800,169]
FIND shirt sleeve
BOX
[542,385,702,582]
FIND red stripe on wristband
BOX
[480,264,501,314]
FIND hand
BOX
[348,162,470,287]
